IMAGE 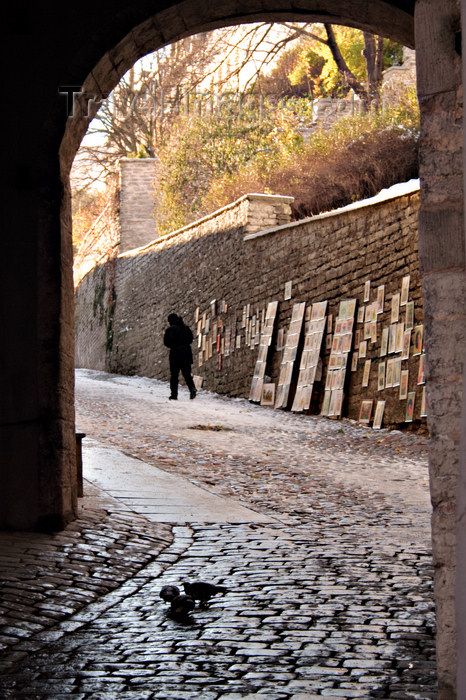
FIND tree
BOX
[72,21,407,249]
[280,23,403,102]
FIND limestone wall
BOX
[119,158,157,252]
[75,184,424,430]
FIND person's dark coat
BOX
[164,315,196,400]
[164,317,194,365]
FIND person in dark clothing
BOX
[164,313,197,400]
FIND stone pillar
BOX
[458,3,466,698]
[415,1,464,697]
[242,193,294,235]
[0,67,77,531]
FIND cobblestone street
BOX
[0,370,436,698]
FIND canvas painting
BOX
[261,383,275,406]
[377,285,385,314]
[392,358,402,387]
[395,322,405,354]
[358,399,374,424]
[401,274,410,306]
[362,359,371,387]
[373,400,385,429]
[359,340,367,359]
[328,390,337,416]
[334,389,344,416]
[380,327,389,357]
[312,301,328,320]
[413,325,424,356]
[391,293,400,324]
[399,369,409,400]
[368,304,377,323]
[357,307,365,324]
[378,362,386,391]
[406,391,416,422]
[402,329,411,360]
[321,390,331,416]
[418,354,425,385]
[405,301,414,331]
[341,334,352,353]
[284,281,292,301]
[388,324,397,354]
[385,358,394,388]
[420,386,427,417]
[364,280,371,302]
[351,352,358,372]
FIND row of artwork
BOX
[195,272,426,429]
[358,385,427,428]
[195,299,268,370]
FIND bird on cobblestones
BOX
[169,594,195,618]
[182,580,228,608]
[159,585,181,603]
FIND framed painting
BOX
[328,390,337,416]
[321,390,331,416]
[402,329,411,360]
[334,389,344,416]
[359,340,367,359]
[385,358,394,388]
[358,399,374,424]
[377,285,385,315]
[373,400,385,429]
[391,293,400,324]
[413,325,424,356]
[388,324,397,354]
[284,280,292,301]
[362,359,371,387]
[420,386,427,417]
[380,327,389,357]
[418,354,425,385]
[395,322,405,354]
[406,391,416,422]
[392,358,402,387]
[401,274,410,306]
[378,362,386,391]
[405,301,414,331]
[364,280,371,302]
[399,369,409,400]
[261,383,276,406]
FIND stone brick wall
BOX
[119,158,157,252]
[75,184,424,429]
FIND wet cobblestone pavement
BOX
[0,370,436,698]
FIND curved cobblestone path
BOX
[0,370,436,698]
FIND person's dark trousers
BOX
[170,358,196,399]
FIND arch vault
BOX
[1,1,464,696]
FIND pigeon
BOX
[160,585,180,603]
[170,594,195,617]
[182,581,228,608]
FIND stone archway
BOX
[1,0,462,697]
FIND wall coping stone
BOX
[119,192,295,259]
[244,179,420,241]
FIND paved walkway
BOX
[83,440,274,524]
[0,370,436,698]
